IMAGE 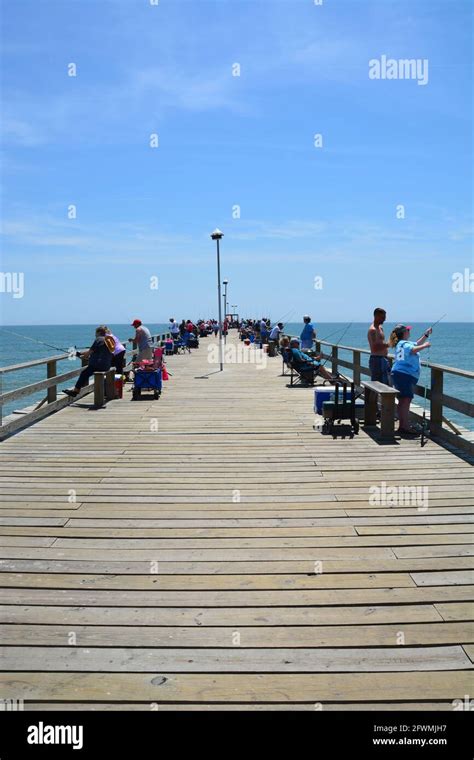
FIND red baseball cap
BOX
[131,319,142,327]
[393,324,412,338]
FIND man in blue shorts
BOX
[367,307,391,385]
[300,315,316,350]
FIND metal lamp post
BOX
[222,279,228,344]
[210,229,224,371]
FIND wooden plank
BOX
[20,702,459,711]
[0,604,445,626]
[0,537,55,547]
[41,535,474,548]
[411,571,474,586]
[463,645,474,664]
[0,547,399,560]
[394,546,473,558]
[0,671,471,702]
[356,526,474,535]
[0,354,69,374]
[0,368,81,405]
[2,646,471,673]
[1,622,470,647]
[1,585,472,607]
[435,603,474,622]
[1,557,471,574]
[0,572,417,591]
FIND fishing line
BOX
[319,322,353,369]
[420,313,446,447]
[0,327,77,355]
[272,308,296,327]
[319,323,353,344]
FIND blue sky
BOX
[1,0,472,324]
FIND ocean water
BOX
[1,322,473,430]
[0,323,169,420]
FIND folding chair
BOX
[174,334,191,354]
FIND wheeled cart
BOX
[132,367,162,400]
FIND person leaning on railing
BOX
[63,326,113,398]
[105,327,126,374]
[129,319,153,361]
[300,315,316,351]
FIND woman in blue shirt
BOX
[389,324,432,437]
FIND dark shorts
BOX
[392,370,417,399]
[369,355,391,385]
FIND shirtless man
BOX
[368,307,391,384]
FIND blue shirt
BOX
[290,347,320,367]
[392,340,420,380]
[300,323,315,346]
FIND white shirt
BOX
[169,322,179,334]
[269,326,281,341]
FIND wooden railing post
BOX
[430,367,444,435]
[353,350,361,387]
[105,369,116,401]
[331,345,338,376]
[94,373,105,407]
[46,360,57,403]
[364,386,377,426]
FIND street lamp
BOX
[222,279,228,344]
[210,228,224,371]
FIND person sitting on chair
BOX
[288,338,336,383]
[64,326,112,397]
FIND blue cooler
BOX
[314,386,353,414]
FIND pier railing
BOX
[0,332,170,439]
[314,338,474,454]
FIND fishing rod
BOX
[272,308,296,327]
[0,327,80,355]
[319,323,353,344]
[420,313,446,447]
[319,322,353,369]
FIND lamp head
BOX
[210,228,224,240]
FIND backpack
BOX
[104,335,116,353]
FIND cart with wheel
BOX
[321,381,362,436]
[132,364,162,400]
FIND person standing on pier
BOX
[130,319,153,361]
[389,324,432,437]
[169,319,180,340]
[300,315,316,350]
[368,307,391,384]
[269,322,284,356]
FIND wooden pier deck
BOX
[0,334,473,710]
